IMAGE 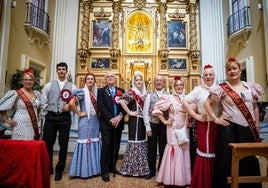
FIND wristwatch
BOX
[211,116,216,122]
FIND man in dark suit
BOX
[97,71,125,182]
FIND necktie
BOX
[110,87,117,116]
[110,87,115,97]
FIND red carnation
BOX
[174,76,181,81]
[24,68,34,75]
[227,57,237,62]
[204,64,213,70]
[113,90,123,104]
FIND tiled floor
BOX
[49,154,268,188]
[50,155,160,188]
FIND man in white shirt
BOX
[143,75,169,179]
[41,62,76,181]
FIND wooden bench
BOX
[227,142,268,188]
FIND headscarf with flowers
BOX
[201,64,216,90]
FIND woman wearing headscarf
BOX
[205,58,262,188]
[0,68,41,140]
[152,76,191,187]
[181,64,218,188]
[68,72,101,178]
[118,71,150,177]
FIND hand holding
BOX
[78,111,87,117]
[195,114,206,122]
[62,104,70,112]
[214,116,230,126]
[6,119,17,128]
[146,130,152,137]
[165,118,174,126]
[129,110,139,117]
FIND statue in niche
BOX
[135,23,145,49]
[126,11,152,53]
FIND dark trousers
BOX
[43,118,71,174]
[147,122,167,175]
[100,127,122,174]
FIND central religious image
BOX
[126,11,153,53]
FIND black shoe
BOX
[145,173,155,179]
[54,173,62,181]
[109,169,120,174]
[101,173,110,182]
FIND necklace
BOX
[22,88,36,101]
[229,82,246,93]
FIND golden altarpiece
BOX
[76,0,201,93]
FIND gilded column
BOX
[110,1,121,69]
[78,0,92,70]
[158,2,169,70]
[187,3,200,71]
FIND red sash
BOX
[220,82,261,142]
[129,89,144,109]
[16,89,40,140]
[90,92,98,113]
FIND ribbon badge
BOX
[113,90,123,104]
[60,89,72,102]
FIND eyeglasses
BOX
[23,79,34,82]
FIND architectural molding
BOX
[228,27,252,51]
[23,24,50,49]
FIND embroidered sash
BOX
[90,92,98,113]
[16,89,40,140]
[129,89,144,110]
[220,82,261,142]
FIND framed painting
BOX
[91,58,110,69]
[167,21,187,48]
[168,58,187,70]
[92,20,111,47]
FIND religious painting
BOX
[168,58,187,70]
[91,58,110,69]
[125,11,154,53]
[168,21,187,48]
[92,20,111,47]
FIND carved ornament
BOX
[168,9,186,19]
[94,7,112,17]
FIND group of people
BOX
[0,58,264,188]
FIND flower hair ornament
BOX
[174,76,182,81]
[227,57,237,62]
[60,89,72,103]
[24,68,34,76]
[204,64,213,70]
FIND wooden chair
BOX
[227,142,268,188]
